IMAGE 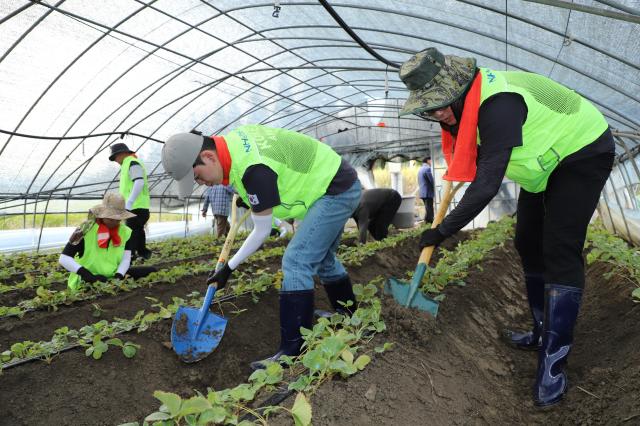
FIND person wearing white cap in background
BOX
[162,125,360,370]
[59,192,156,292]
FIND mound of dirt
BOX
[304,241,640,425]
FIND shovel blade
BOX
[171,306,227,363]
[385,277,439,317]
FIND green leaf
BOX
[354,354,371,370]
[122,343,138,358]
[374,342,395,353]
[154,391,182,417]
[179,396,211,417]
[632,287,640,301]
[340,349,354,364]
[291,392,312,426]
[144,411,172,421]
[288,375,312,392]
[198,407,228,425]
[319,336,346,357]
[106,338,124,347]
[301,349,328,373]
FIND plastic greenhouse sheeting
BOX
[0,0,639,244]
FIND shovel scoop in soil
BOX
[171,195,249,362]
[385,181,463,317]
[171,284,228,362]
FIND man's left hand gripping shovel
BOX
[385,180,463,316]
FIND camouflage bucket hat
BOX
[398,47,476,117]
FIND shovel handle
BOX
[417,180,465,266]
[215,195,250,272]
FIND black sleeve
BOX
[125,236,135,251]
[439,148,512,236]
[438,93,527,236]
[62,239,84,258]
[477,92,527,153]
[241,165,281,213]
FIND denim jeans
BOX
[281,181,361,291]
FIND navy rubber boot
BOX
[534,284,583,407]
[315,275,357,318]
[250,290,314,370]
[504,273,545,350]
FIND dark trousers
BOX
[514,152,614,289]
[126,266,156,280]
[369,192,402,240]
[126,208,150,256]
[422,197,434,223]
[214,215,230,238]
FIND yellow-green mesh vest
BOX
[224,125,342,220]
[67,223,132,291]
[119,156,150,209]
[478,68,608,193]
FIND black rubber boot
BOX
[503,273,544,350]
[315,275,357,318]
[534,284,583,407]
[250,290,314,370]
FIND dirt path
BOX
[306,241,640,425]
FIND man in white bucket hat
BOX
[59,192,155,291]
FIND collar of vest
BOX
[212,136,231,185]
[441,72,482,182]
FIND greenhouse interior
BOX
[0,1,639,425]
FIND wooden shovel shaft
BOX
[215,195,250,272]
[417,180,465,266]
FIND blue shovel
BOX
[171,197,250,363]
[385,180,463,317]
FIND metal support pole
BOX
[608,178,631,239]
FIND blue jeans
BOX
[281,181,361,291]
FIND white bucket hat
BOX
[90,192,136,220]
[161,133,203,199]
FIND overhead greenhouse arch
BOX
[0,0,638,246]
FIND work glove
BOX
[201,210,207,218]
[206,263,233,290]
[419,227,447,249]
[114,273,125,280]
[77,267,108,284]
[236,197,250,209]
[270,227,280,238]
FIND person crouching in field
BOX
[59,192,156,291]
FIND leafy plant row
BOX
[586,224,640,301]
[0,227,420,319]
[419,216,516,295]
[0,227,424,366]
[125,276,391,426]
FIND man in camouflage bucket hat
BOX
[399,47,615,407]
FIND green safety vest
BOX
[224,125,342,220]
[478,68,608,193]
[67,223,132,291]
[119,156,150,209]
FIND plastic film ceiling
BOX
[0,0,639,205]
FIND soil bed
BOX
[303,241,640,425]
[0,232,437,425]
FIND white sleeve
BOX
[59,254,82,273]
[228,213,272,270]
[126,179,145,210]
[116,250,132,276]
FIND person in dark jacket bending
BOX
[352,188,402,244]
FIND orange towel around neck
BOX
[441,73,482,182]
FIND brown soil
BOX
[3,233,636,426]
[303,241,640,425]
[0,233,431,426]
